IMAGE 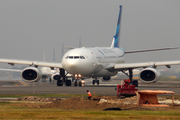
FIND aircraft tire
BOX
[79,81,82,87]
[97,80,99,85]
[57,80,63,86]
[66,80,71,86]
[74,81,77,86]
[92,80,95,85]
[133,80,138,87]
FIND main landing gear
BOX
[57,68,72,86]
[92,77,99,85]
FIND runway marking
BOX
[18,81,27,86]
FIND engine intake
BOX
[139,68,160,83]
[51,73,61,81]
[101,77,111,82]
[21,67,42,82]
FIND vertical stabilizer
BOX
[114,5,122,48]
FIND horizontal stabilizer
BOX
[125,47,179,54]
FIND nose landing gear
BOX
[74,80,83,86]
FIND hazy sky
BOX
[0,0,180,69]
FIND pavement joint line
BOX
[18,81,27,86]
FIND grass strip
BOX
[0,102,180,120]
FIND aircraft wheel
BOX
[79,81,82,87]
[66,80,71,86]
[92,80,95,85]
[97,80,99,85]
[74,81,77,86]
[57,80,63,86]
[133,80,138,87]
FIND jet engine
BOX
[139,68,161,83]
[101,77,111,82]
[21,67,42,82]
[51,73,61,81]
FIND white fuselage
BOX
[62,47,125,78]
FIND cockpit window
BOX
[66,56,69,59]
[69,56,73,59]
[80,56,85,59]
[74,56,79,59]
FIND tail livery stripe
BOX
[114,5,122,48]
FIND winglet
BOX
[114,5,122,48]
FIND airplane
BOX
[0,5,179,87]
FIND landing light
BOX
[78,74,81,77]
[75,74,78,77]
[74,74,82,78]
[81,80,85,83]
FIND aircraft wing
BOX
[0,68,22,72]
[112,61,180,71]
[0,59,63,68]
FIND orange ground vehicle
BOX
[116,79,138,98]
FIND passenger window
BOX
[74,56,80,59]
[69,56,73,59]
[80,56,85,59]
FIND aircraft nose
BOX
[67,60,78,69]
[63,60,82,73]
[62,59,94,75]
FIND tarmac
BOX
[0,79,180,96]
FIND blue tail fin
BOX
[113,5,122,48]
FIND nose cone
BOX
[63,59,80,73]
[63,59,95,75]
[62,48,96,76]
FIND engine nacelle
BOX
[51,73,61,81]
[139,68,161,83]
[21,67,42,83]
[101,77,111,82]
